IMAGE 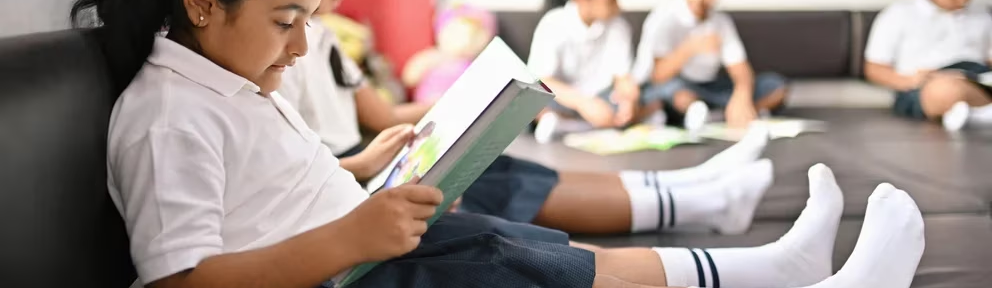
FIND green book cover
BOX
[340,37,554,286]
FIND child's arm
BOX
[865,62,925,92]
[651,34,716,84]
[150,184,443,288]
[148,223,364,288]
[355,85,431,132]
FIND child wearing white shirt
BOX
[77,0,927,287]
[864,0,992,130]
[631,0,788,129]
[529,0,667,142]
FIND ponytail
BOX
[71,0,172,95]
[70,0,243,96]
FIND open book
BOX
[563,125,700,155]
[699,118,827,142]
[341,37,554,286]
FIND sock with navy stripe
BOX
[625,159,773,234]
[653,164,844,288]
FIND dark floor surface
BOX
[505,108,992,288]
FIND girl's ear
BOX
[182,0,217,27]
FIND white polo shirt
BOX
[631,0,746,84]
[865,0,992,76]
[527,1,633,96]
[107,36,369,285]
[280,24,365,155]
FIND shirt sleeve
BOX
[527,12,562,78]
[631,8,670,84]
[864,6,904,65]
[112,127,226,284]
[608,18,635,77]
[719,15,747,66]
[630,9,664,83]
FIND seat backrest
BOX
[495,10,854,79]
[0,29,136,288]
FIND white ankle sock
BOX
[618,123,769,187]
[968,103,992,126]
[944,102,970,131]
[653,164,844,288]
[534,113,559,144]
[685,101,709,132]
[944,102,992,130]
[800,183,925,288]
[625,159,773,233]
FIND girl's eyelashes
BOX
[276,21,294,30]
[276,20,311,30]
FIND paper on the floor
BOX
[700,117,827,142]
[563,124,701,155]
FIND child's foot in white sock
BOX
[715,159,775,234]
[624,159,773,233]
[801,183,925,288]
[618,123,769,188]
[653,163,844,288]
[701,122,770,169]
[535,112,559,144]
[943,101,969,131]
[685,100,709,132]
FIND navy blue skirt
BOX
[334,213,595,288]
[460,155,559,223]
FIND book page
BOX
[366,37,537,192]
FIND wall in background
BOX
[0,0,75,38]
[459,0,992,11]
[4,0,992,38]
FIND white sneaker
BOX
[535,113,560,144]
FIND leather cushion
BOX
[0,29,135,288]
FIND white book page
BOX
[365,37,537,192]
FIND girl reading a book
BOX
[79,0,926,287]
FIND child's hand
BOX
[725,96,757,129]
[354,124,415,178]
[447,197,463,213]
[611,76,640,103]
[338,180,443,262]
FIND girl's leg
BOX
[532,126,772,235]
[534,160,772,234]
[586,164,847,288]
[589,182,925,288]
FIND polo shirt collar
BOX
[147,36,260,97]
